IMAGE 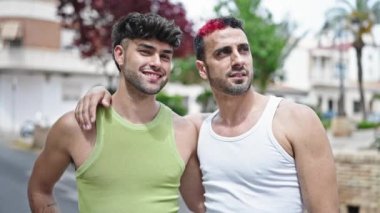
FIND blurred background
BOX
[0,0,379,212]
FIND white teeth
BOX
[147,73,159,77]
[144,72,161,79]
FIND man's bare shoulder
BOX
[53,111,82,135]
[47,111,88,149]
[172,113,197,135]
[275,99,326,144]
[185,113,211,131]
[276,99,318,123]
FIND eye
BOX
[160,54,172,62]
[239,44,250,54]
[139,49,152,56]
[215,47,231,58]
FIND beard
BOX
[207,69,253,96]
[123,68,168,95]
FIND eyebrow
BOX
[138,43,173,55]
[214,42,250,53]
[213,46,231,55]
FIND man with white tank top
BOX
[74,16,339,213]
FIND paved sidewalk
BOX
[328,129,377,151]
[0,131,35,150]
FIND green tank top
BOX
[75,104,185,213]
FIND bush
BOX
[321,119,332,129]
[156,92,188,116]
[356,121,380,129]
[311,106,331,129]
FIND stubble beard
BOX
[123,69,168,95]
[207,68,253,96]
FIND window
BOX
[328,99,334,112]
[321,56,329,70]
[0,21,23,48]
[353,101,361,113]
[347,205,360,213]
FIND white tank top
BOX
[197,96,304,213]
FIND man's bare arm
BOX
[281,103,339,212]
[28,113,78,213]
[173,115,205,212]
[180,151,205,213]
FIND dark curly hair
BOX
[112,12,182,70]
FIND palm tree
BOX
[323,0,380,121]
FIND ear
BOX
[196,60,208,80]
[114,45,125,67]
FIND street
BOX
[0,141,78,213]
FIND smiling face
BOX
[114,38,173,95]
[196,27,254,96]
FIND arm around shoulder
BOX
[173,115,205,212]
[28,112,79,213]
[185,113,210,133]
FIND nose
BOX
[231,49,244,69]
[149,54,161,70]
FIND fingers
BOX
[75,86,111,130]
[82,94,92,130]
[75,96,87,130]
[102,94,112,107]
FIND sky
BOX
[174,0,336,33]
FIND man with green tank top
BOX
[28,13,204,213]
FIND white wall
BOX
[0,1,58,22]
[0,72,107,133]
[282,39,313,90]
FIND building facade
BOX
[0,0,113,133]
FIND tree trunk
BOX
[337,44,346,116]
[353,38,367,121]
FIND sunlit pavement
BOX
[0,134,78,213]
[328,129,377,152]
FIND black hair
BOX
[112,12,182,70]
[194,16,244,61]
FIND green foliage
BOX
[356,120,380,129]
[321,119,332,129]
[171,56,202,85]
[214,0,302,92]
[196,89,217,112]
[312,105,331,129]
[156,92,188,116]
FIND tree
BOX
[58,0,194,58]
[322,0,380,121]
[57,0,195,89]
[196,89,217,112]
[319,20,349,117]
[157,92,188,115]
[171,56,203,85]
[214,0,303,92]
